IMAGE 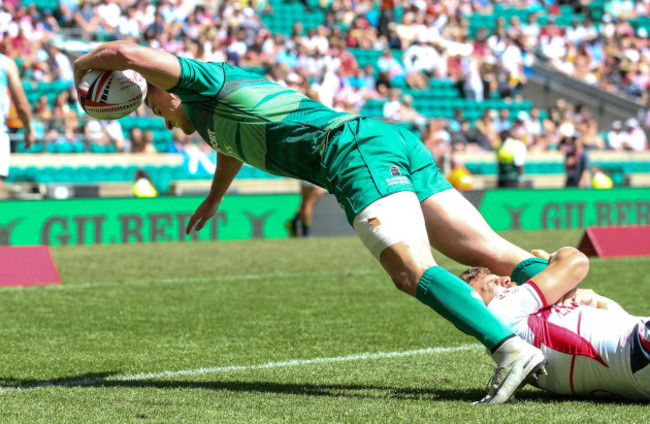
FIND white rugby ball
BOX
[78,69,147,120]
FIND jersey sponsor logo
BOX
[390,165,401,176]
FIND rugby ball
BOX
[78,69,147,120]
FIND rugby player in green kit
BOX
[74,41,548,404]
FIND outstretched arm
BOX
[73,41,181,90]
[528,247,590,306]
[185,153,244,234]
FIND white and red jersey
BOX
[488,282,650,400]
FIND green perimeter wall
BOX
[0,195,300,247]
[2,188,650,246]
[478,188,650,230]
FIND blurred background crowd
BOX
[0,0,648,166]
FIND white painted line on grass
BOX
[0,344,482,393]
[0,269,380,291]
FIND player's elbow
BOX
[557,247,590,280]
[572,252,590,280]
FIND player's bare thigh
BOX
[420,189,531,276]
[353,191,436,296]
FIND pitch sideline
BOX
[0,344,482,393]
[0,268,382,291]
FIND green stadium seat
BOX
[38,166,57,183]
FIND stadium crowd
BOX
[0,0,647,159]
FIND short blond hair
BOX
[459,266,491,285]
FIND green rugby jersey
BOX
[169,57,357,184]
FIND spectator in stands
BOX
[494,108,512,133]
[561,131,591,188]
[32,95,52,122]
[577,118,606,150]
[500,36,525,96]
[133,169,158,197]
[474,108,501,150]
[607,120,624,150]
[617,118,649,152]
[382,88,402,121]
[378,0,395,38]
[450,119,474,152]
[84,119,111,150]
[46,43,74,86]
[142,130,156,153]
[497,124,527,188]
[377,47,406,88]
[523,108,543,146]
[385,24,403,50]
[449,108,463,133]
[422,118,452,165]
[346,15,377,49]
[460,53,485,101]
[402,39,432,89]
[397,94,426,127]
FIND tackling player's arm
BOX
[186,152,244,234]
[73,41,181,90]
[2,55,34,148]
[528,247,589,306]
[532,248,622,311]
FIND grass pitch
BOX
[0,230,649,423]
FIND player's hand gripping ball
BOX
[77,69,147,120]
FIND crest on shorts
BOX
[389,165,401,176]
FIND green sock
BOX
[511,258,549,285]
[416,266,513,352]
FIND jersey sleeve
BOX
[513,141,527,166]
[169,57,225,102]
[487,282,547,330]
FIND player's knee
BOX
[388,266,428,296]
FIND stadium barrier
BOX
[312,187,650,236]
[3,188,650,245]
[0,195,300,247]
[476,187,650,231]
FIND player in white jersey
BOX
[460,247,650,401]
[0,53,34,197]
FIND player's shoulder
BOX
[488,283,546,321]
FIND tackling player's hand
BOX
[556,288,600,308]
[186,197,221,234]
[530,249,551,260]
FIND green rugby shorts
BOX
[321,117,453,224]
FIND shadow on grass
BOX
[1,373,646,404]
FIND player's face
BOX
[470,274,517,305]
[145,86,195,135]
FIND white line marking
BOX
[0,269,381,291]
[0,344,482,393]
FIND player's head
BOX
[459,267,516,305]
[144,83,195,135]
